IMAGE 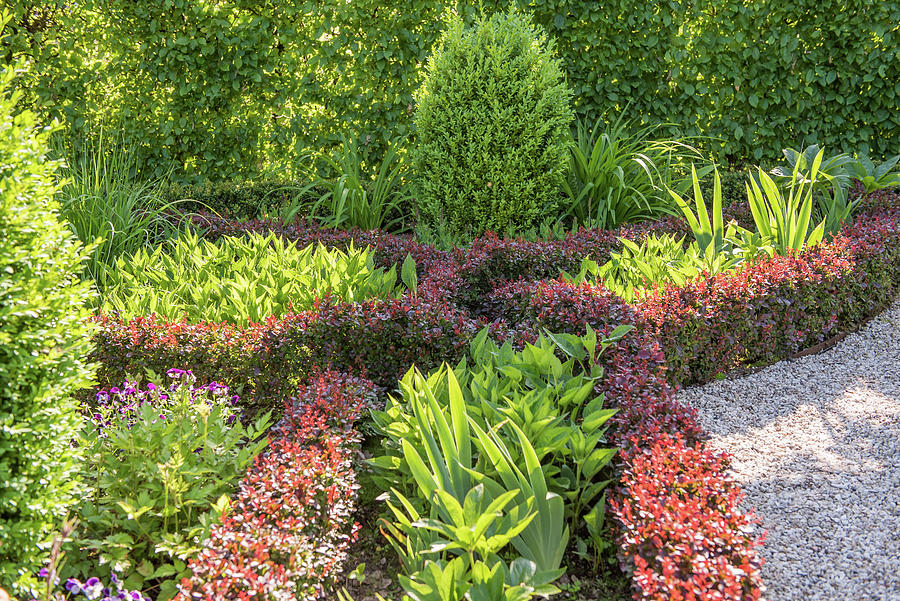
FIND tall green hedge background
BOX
[4,0,898,182]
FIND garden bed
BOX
[87,190,900,601]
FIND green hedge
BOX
[7,1,898,180]
[0,68,97,595]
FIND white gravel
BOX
[677,298,900,601]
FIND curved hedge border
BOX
[94,191,900,600]
[174,371,376,600]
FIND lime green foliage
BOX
[0,65,97,595]
[770,144,857,235]
[56,134,183,287]
[667,166,758,267]
[379,368,564,599]
[100,232,401,325]
[560,116,708,229]
[563,237,711,303]
[372,327,627,594]
[309,135,412,231]
[747,150,829,255]
[66,376,271,600]
[413,10,573,238]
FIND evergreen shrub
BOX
[0,67,97,595]
[413,10,573,238]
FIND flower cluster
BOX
[31,571,146,601]
[88,369,239,434]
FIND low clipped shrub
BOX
[261,295,478,394]
[100,231,402,325]
[485,278,637,338]
[175,372,375,600]
[612,434,764,601]
[413,9,573,238]
[92,295,476,415]
[636,210,900,384]
[0,68,97,595]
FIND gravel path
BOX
[677,299,900,601]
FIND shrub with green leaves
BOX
[64,372,271,600]
[161,178,315,221]
[100,231,402,325]
[413,9,573,238]
[0,66,97,595]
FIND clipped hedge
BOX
[413,9,573,237]
[175,371,376,600]
[11,1,898,180]
[92,296,475,415]
[637,205,900,384]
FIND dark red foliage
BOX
[635,207,900,385]
[261,296,477,392]
[484,278,637,331]
[92,296,475,415]
[175,372,375,601]
[611,434,764,601]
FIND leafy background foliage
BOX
[4,0,897,182]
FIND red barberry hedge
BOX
[635,206,900,384]
[611,434,764,601]
[92,296,474,415]
[175,372,375,600]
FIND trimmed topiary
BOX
[0,67,97,594]
[413,9,573,238]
